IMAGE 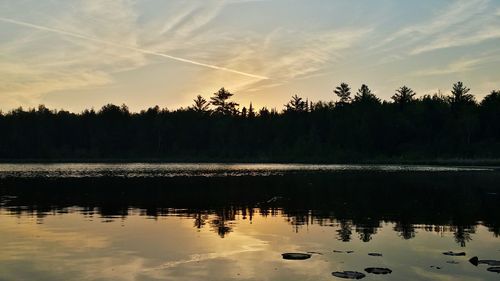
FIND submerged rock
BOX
[430,266,441,269]
[281,253,312,260]
[306,251,323,255]
[487,267,500,273]
[332,271,366,279]
[443,251,466,256]
[333,250,354,254]
[469,256,500,266]
[368,253,383,257]
[446,261,460,264]
[480,260,500,266]
[365,267,392,274]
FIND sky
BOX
[0,0,499,112]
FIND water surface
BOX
[0,164,499,281]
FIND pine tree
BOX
[210,88,239,115]
[334,82,351,104]
[190,95,210,113]
[392,86,416,105]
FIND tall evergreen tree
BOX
[353,84,380,104]
[334,82,351,105]
[190,95,210,113]
[392,86,416,104]
[449,81,475,106]
[210,88,239,115]
[285,95,307,112]
[248,103,256,118]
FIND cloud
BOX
[410,24,500,55]
[0,0,271,109]
[216,27,371,92]
[411,52,500,77]
[374,0,499,55]
[0,17,268,80]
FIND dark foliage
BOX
[0,83,499,162]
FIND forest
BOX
[0,81,499,162]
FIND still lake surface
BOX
[0,163,499,281]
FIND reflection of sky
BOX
[0,0,499,112]
[0,210,499,281]
[0,163,492,178]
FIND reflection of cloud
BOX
[412,266,482,281]
[143,239,267,271]
[0,213,109,260]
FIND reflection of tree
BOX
[355,224,379,242]
[3,173,500,241]
[486,225,500,238]
[453,225,475,247]
[193,212,208,229]
[336,219,353,242]
[394,222,416,240]
[209,208,237,238]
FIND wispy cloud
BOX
[410,27,500,55]
[0,17,268,80]
[218,27,371,92]
[411,51,500,77]
[374,0,499,55]
[0,0,271,108]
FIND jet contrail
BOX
[0,17,269,80]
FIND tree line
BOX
[0,81,499,161]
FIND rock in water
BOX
[368,253,383,257]
[443,251,466,256]
[307,251,323,255]
[281,253,312,260]
[480,260,500,266]
[487,267,500,273]
[332,271,366,279]
[365,267,392,274]
[468,256,500,266]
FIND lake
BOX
[0,163,499,281]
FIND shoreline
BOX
[1,158,500,167]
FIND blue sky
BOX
[0,0,499,112]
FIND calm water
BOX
[1,163,500,281]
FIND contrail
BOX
[0,17,269,80]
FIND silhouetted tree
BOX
[1,81,500,161]
[480,90,500,139]
[190,95,210,113]
[353,84,380,104]
[392,86,416,105]
[285,95,307,112]
[449,81,475,107]
[248,103,256,118]
[210,88,239,115]
[259,107,270,117]
[481,90,500,107]
[334,82,351,105]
